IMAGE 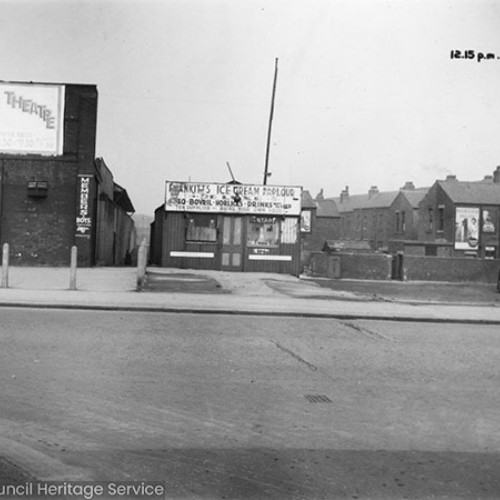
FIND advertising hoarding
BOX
[454,206,479,250]
[165,181,302,216]
[0,82,65,155]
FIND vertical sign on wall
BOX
[75,175,95,266]
[76,176,93,237]
[0,82,65,156]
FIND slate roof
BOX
[329,194,369,213]
[301,190,316,209]
[395,188,429,208]
[316,198,340,217]
[114,183,135,213]
[358,190,400,209]
[438,179,500,205]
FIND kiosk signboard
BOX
[0,82,65,155]
[165,181,302,216]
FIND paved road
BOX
[0,308,498,499]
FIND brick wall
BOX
[0,83,99,266]
[404,256,500,283]
[0,159,78,265]
[310,251,392,280]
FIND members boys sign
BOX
[165,181,302,216]
[0,82,65,155]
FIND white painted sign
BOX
[76,176,92,236]
[0,82,65,155]
[165,181,302,216]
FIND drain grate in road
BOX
[304,394,332,403]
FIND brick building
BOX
[300,189,340,266]
[331,183,423,251]
[0,80,135,266]
[389,183,429,241]
[416,170,500,259]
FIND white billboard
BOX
[0,82,65,155]
[165,181,302,216]
[455,206,480,250]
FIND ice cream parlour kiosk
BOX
[157,181,303,275]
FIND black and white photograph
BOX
[0,0,499,499]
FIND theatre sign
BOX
[165,181,302,216]
[0,82,65,156]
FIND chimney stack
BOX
[316,188,324,201]
[401,181,415,191]
[445,174,457,181]
[368,186,379,199]
[340,186,349,203]
[494,166,500,183]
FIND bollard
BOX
[69,246,77,290]
[1,243,9,289]
[136,242,147,291]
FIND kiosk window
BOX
[247,218,280,247]
[186,214,217,242]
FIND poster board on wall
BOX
[454,207,480,250]
[0,82,65,156]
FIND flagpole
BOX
[263,58,278,185]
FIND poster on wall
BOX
[481,206,499,246]
[165,181,302,216]
[454,207,480,250]
[0,82,65,155]
[300,210,311,233]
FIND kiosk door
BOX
[221,216,243,270]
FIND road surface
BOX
[0,308,498,499]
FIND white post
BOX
[1,243,9,289]
[69,246,77,290]
[136,240,147,291]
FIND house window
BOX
[247,217,280,247]
[485,246,497,259]
[428,208,434,231]
[395,211,400,232]
[425,245,437,256]
[437,206,444,232]
[401,211,406,232]
[186,214,217,242]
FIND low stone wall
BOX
[404,256,500,283]
[309,252,392,280]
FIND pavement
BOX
[0,265,498,324]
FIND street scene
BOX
[1,1,500,499]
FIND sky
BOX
[1,0,500,215]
